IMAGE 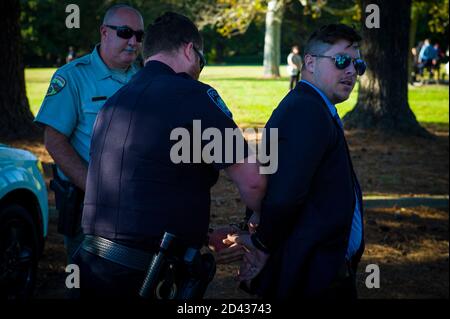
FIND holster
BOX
[139,232,216,300]
[177,249,216,299]
[49,164,84,237]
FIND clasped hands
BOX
[208,212,269,285]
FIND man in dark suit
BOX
[225,24,367,299]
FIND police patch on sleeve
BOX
[207,88,232,118]
[46,74,66,97]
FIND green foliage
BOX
[211,0,266,38]
[427,0,449,34]
[19,0,449,66]
[413,0,449,46]
[20,0,199,66]
[21,0,105,66]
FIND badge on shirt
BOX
[207,88,232,118]
[46,74,66,97]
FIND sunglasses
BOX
[105,25,144,43]
[192,46,207,71]
[311,54,366,76]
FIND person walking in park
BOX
[418,38,437,83]
[287,45,302,90]
[66,46,76,64]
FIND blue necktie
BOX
[333,110,363,260]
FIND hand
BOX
[223,234,269,284]
[247,212,260,234]
[209,226,246,264]
[238,249,269,283]
[214,243,246,264]
[208,226,240,252]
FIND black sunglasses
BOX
[192,45,207,71]
[105,25,144,43]
[311,54,366,76]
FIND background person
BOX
[287,45,302,90]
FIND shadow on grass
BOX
[421,122,449,133]
[364,208,448,242]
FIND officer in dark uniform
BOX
[75,12,266,299]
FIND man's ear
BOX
[100,25,108,41]
[304,54,315,73]
[182,42,194,62]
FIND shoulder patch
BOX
[206,88,232,118]
[46,74,66,97]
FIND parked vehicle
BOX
[0,144,48,299]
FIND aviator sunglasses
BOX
[311,54,367,76]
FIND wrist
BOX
[250,233,270,254]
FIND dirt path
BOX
[6,125,447,299]
[35,205,448,299]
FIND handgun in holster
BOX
[139,232,216,300]
[49,164,84,237]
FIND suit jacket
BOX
[252,81,365,298]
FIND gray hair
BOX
[103,4,143,25]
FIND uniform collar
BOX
[144,60,177,76]
[91,44,139,82]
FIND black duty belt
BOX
[81,235,154,271]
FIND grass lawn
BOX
[26,66,449,128]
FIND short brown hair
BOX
[143,12,203,59]
[301,24,361,71]
[304,24,361,56]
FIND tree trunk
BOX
[343,0,429,137]
[263,0,285,77]
[0,0,41,141]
